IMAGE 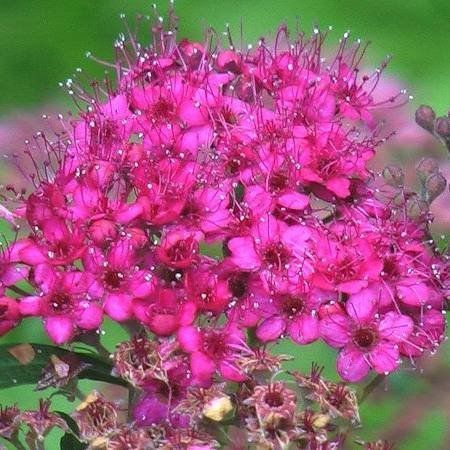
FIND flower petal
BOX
[336,347,370,382]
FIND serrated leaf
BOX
[0,343,126,389]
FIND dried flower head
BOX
[72,391,118,443]
[113,334,162,386]
[0,404,20,439]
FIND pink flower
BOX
[255,288,329,344]
[156,228,203,270]
[133,287,196,336]
[320,293,414,381]
[18,265,102,343]
[311,230,382,294]
[83,241,155,322]
[228,215,312,290]
[178,322,249,383]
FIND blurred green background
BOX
[0,1,449,449]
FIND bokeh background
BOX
[0,1,449,449]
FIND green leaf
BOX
[0,343,126,389]
[60,432,87,450]
[57,411,87,450]
[56,411,81,436]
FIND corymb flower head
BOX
[0,2,447,449]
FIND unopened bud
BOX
[435,115,450,139]
[312,413,330,429]
[382,165,404,187]
[415,104,436,133]
[416,157,438,183]
[425,172,447,203]
[202,395,233,422]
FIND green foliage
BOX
[0,342,125,389]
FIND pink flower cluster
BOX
[0,20,447,384]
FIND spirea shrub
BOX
[0,4,448,449]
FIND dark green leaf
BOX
[56,411,80,436]
[0,343,126,389]
[60,432,87,450]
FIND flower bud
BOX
[425,172,447,203]
[382,165,404,187]
[415,104,436,132]
[416,157,439,183]
[435,115,450,138]
[202,395,233,421]
[311,413,330,429]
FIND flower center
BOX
[49,293,73,314]
[382,257,400,279]
[151,99,174,120]
[204,332,227,359]
[228,272,249,298]
[353,328,377,349]
[263,391,284,408]
[104,270,124,289]
[166,239,195,263]
[314,152,339,178]
[263,242,290,269]
[279,295,304,318]
[219,105,238,125]
[268,171,289,193]
[329,256,358,283]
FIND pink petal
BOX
[345,292,377,323]
[277,191,309,210]
[190,352,215,382]
[0,265,28,285]
[337,279,368,294]
[115,202,143,224]
[281,225,311,258]
[288,315,319,344]
[228,237,260,270]
[336,347,371,382]
[378,312,413,343]
[178,302,197,326]
[148,313,178,336]
[326,177,351,198]
[33,264,56,292]
[256,316,286,342]
[129,272,155,298]
[397,279,430,306]
[369,342,399,374]
[219,361,247,382]
[19,244,47,265]
[18,296,42,316]
[319,314,351,348]
[103,293,132,321]
[178,326,202,352]
[44,316,74,344]
[77,304,103,330]
[255,215,283,245]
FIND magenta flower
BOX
[311,231,382,294]
[0,8,446,397]
[133,286,196,336]
[320,293,414,381]
[255,288,329,344]
[228,215,313,290]
[178,322,249,383]
[83,241,155,322]
[18,264,102,343]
